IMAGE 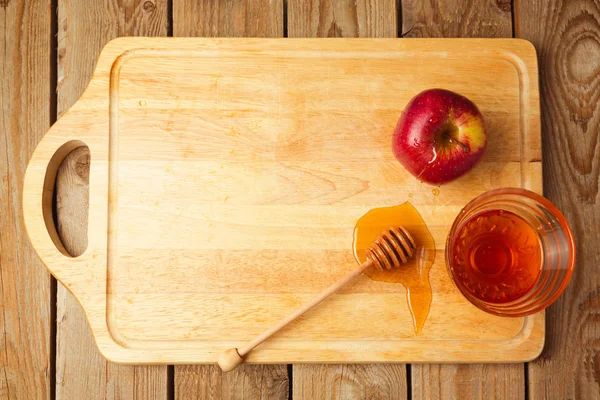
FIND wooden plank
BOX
[515,1,600,398]
[287,0,396,38]
[172,1,289,398]
[0,0,53,398]
[401,1,525,399]
[402,0,512,38]
[412,365,524,399]
[289,1,405,398]
[55,0,169,398]
[293,365,406,400]
[56,147,89,257]
[176,365,289,399]
[173,0,282,37]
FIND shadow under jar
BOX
[446,188,576,317]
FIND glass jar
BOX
[446,188,575,317]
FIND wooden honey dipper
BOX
[218,226,416,372]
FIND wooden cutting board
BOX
[23,38,543,364]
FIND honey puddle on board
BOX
[353,203,435,335]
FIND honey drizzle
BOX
[353,203,435,335]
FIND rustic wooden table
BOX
[1,0,597,399]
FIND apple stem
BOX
[448,137,469,152]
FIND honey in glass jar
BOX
[446,188,575,317]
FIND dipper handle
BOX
[218,226,416,372]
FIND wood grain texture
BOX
[288,1,406,398]
[287,0,396,38]
[0,1,53,398]
[516,1,600,398]
[55,0,168,398]
[402,0,512,38]
[172,2,288,398]
[176,365,289,400]
[23,37,542,364]
[56,146,89,257]
[412,364,524,400]
[173,0,283,37]
[293,364,406,400]
[402,1,526,399]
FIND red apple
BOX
[392,89,487,184]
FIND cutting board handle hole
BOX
[42,141,90,258]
